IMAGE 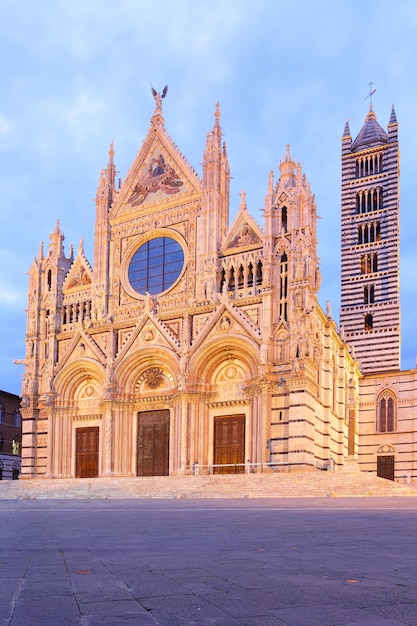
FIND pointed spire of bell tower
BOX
[343,120,350,137]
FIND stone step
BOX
[0,470,416,500]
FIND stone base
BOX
[344,455,359,472]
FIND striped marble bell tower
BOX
[340,104,400,373]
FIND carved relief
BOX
[128,150,185,208]
[135,368,175,393]
[141,325,156,343]
[144,367,164,389]
[165,321,181,341]
[229,224,261,248]
[242,306,259,325]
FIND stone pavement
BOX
[1,497,417,626]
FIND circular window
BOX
[128,236,185,296]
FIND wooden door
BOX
[137,410,170,476]
[214,415,245,474]
[377,455,395,481]
[76,427,99,478]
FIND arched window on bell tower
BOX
[365,313,373,330]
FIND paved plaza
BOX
[1,497,417,625]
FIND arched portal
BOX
[190,336,260,472]
[53,360,105,478]
[115,347,178,476]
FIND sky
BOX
[1,0,416,395]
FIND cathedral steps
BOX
[0,470,416,500]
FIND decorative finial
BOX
[151,84,168,115]
[239,189,247,211]
[215,102,221,123]
[364,81,376,110]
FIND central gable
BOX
[110,118,202,221]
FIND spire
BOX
[96,143,117,209]
[268,170,274,195]
[212,102,222,146]
[389,105,398,125]
[201,101,230,257]
[48,220,65,258]
[351,107,388,152]
[343,120,351,137]
[279,144,296,187]
[388,104,398,142]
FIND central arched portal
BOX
[137,409,170,476]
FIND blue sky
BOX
[1,0,416,395]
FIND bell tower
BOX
[340,102,400,372]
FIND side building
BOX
[0,390,21,479]
[20,94,360,480]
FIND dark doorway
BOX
[377,455,395,481]
[137,410,170,476]
[76,427,99,478]
[214,415,245,474]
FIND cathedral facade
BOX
[19,93,417,483]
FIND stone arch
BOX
[115,347,179,395]
[377,444,395,454]
[275,328,289,363]
[54,359,105,405]
[376,389,397,433]
[190,336,259,388]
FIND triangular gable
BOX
[273,319,290,337]
[55,330,107,373]
[222,194,263,253]
[190,300,261,356]
[277,191,290,205]
[115,311,181,364]
[63,253,92,293]
[110,120,202,220]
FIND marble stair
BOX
[0,469,416,500]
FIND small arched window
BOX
[281,206,288,232]
[365,313,373,330]
[0,403,4,423]
[255,260,263,285]
[377,391,396,432]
